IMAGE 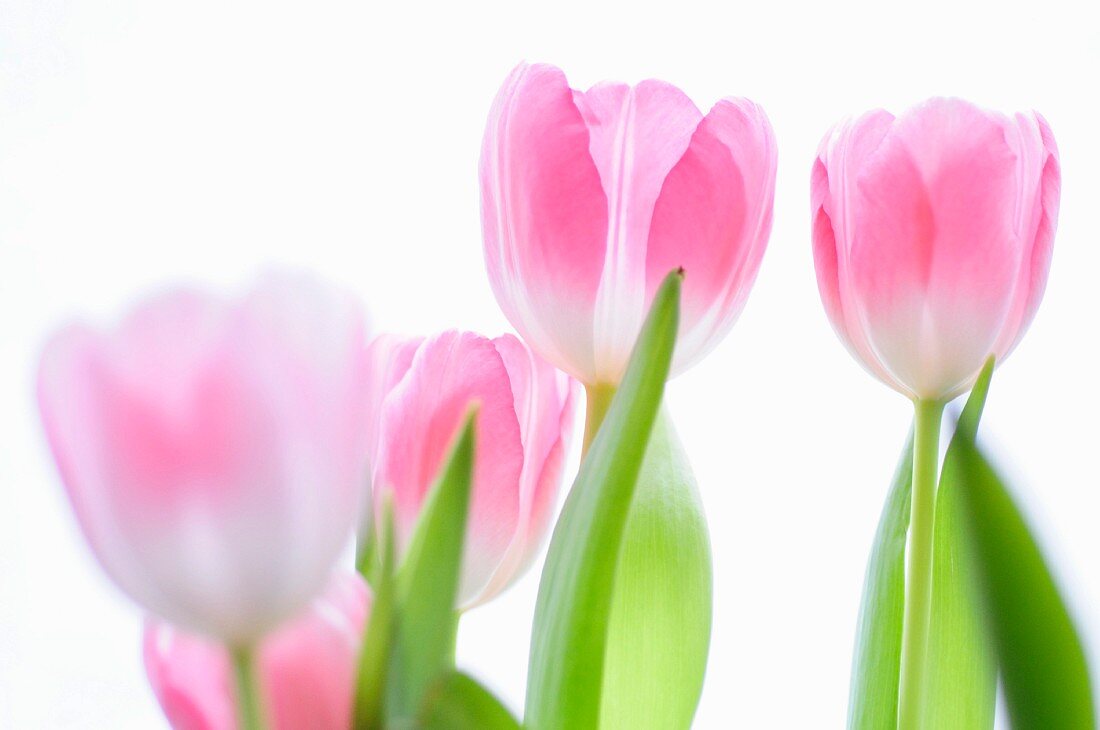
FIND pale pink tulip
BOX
[144,572,370,730]
[812,99,1060,400]
[481,62,777,385]
[365,331,576,608]
[37,273,369,644]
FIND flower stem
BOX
[897,398,945,730]
[582,383,616,456]
[231,645,267,730]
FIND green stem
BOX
[231,646,267,730]
[582,383,617,456]
[897,398,945,730]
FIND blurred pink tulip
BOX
[37,273,370,644]
[480,62,777,385]
[145,572,369,730]
[365,331,576,608]
[812,98,1060,400]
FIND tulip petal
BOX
[811,158,845,346]
[262,573,369,730]
[994,112,1060,358]
[38,274,368,643]
[144,623,236,730]
[362,334,424,537]
[474,335,577,604]
[481,63,775,384]
[647,98,776,373]
[373,332,523,605]
[145,572,370,730]
[813,110,899,390]
[480,63,608,382]
[851,99,1020,398]
[574,80,701,381]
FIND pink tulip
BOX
[812,98,1060,400]
[365,331,576,608]
[480,62,777,385]
[144,571,370,730]
[37,273,370,644]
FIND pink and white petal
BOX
[816,111,901,390]
[995,111,1060,359]
[646,98,776,373]
[361,334,424,537]
[852,100,1019,398]
[183,274,368,640]
[364,335,423,461]
[574,80,702,380]
[811,157,849,349]
[504,373,576,586]
[134,278,364,641]
[145,573,370,730]
[1016,112,1060,337]
[38,300,295,640]
[473,336,577,604]
[261,573,369,730]
[480,62,608,382]
[239,274,369,624]
[373,331,524,605]
[38,325,147,610]
[144,622,236,730]
[235,271,370,508]
[40,275,369,644]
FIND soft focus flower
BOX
[365,331,576,608]
[480,62,776,385]
[37,273,369,644]
[144,572,370,730]
[812,98,1060,401]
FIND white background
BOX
[2,0,1097,726]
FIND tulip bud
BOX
[37,273,369,644]
[811,98,1060,400]
[364,331,576,608]
[481,62,776,385]
[144,572,369,730]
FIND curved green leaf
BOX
[847,428,913,730]
[525,271,681,730]
[947,426,1095,729]
[600,409,711,729]
[418,672,520,730]
[353,499,397,730]
[923,360,995,728]
[386,414,475,721]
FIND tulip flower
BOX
[811,99,1060,729]
[480,62,777,386]
[145,572,370,730]
[364,330,576,608]
[811,98,1060,401]
[37,273,370,646]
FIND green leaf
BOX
[600,409,711,729]
[356,511,378,584]
[418,672,521,730]
[922,360,996,728]
[386,413,476,721]
[947,422,1095,729]
[846,427,913,730]
[525,270,682,730]
[353,498,397,730]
